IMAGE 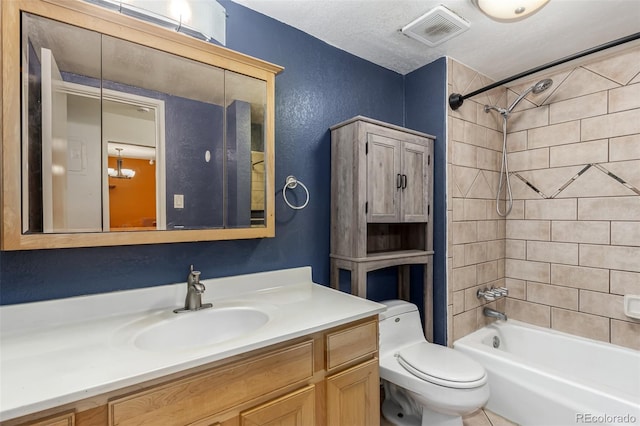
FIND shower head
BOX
[507,78,553,113]
[532,78,553,94]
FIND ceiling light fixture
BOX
[108,148,136,179]
[473,0,550,22]
[84,0,226,45]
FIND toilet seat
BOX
[396,342,487,389]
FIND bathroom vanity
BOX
[0,268,384,426]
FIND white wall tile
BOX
[580,244,640,273]
[477,147,501,172]
[549,91,608,124]
[508,105,550,133]
[525,199,577,220]
[551,308,609,343]
[465,242,488,265]
[452,141,478,168]
[476,261,498,286]
[506,239,526,259]
[609,83,640,113]
[549,140,608,168]
[604,160,640,191]
[505,130,527,153]
[508,148,549,171]
[518,166,583,198]
[452,265,477,292]
[506,219,550,241]
[505,259,550,283]
[551,221,610,244]
[610,270,640,295]
[580,290,628,321]
[582,109,640,141]
[505,278,526,300]
[578,197,640,221]
[527,241,578,265]
[551,264,610,293]
[610,134,640,161]
[477,220,498,241]
[464,199,488,221]
[611,222,640,246]
[545,67,619,104]
[611,320,640,350]
[528,121,580,149]
[528,282,578,310]
[486,239,505,261]
[451,221,478,244]
[505,298,550,327]
[464,121,488,148]
[558,166,637,198]
[583,46,640,85]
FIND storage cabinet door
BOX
[401,141,428,222]
[326,358,380,426]
[366,133,401,223]
[240,385,315,426]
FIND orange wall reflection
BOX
[108,157,156,229]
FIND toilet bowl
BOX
[379,300,489,426]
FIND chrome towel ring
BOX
[283,175,309,210]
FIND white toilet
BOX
[379,300,489,426]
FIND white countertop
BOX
[0,267,385,421]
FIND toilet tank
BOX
[379,300,426,357]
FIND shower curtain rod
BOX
[448,32,640,110]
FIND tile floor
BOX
[380,408,519,426]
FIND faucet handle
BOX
[477,288,496,301]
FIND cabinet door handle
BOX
[396,173,402,189]
[402,174,407,189]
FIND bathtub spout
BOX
[483,307,507,321]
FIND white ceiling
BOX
[231,0,640,81]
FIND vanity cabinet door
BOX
[239,385,315,426]
[19,412,75,426]
[108,341,313,426]
[326,358,379,426]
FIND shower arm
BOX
[448,32,640,110]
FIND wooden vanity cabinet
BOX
[3,317,379,426]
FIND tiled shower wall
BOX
[446,47,640,351]
[446,58,508,343]
[503,46,640,351]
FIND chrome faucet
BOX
[483,307,507,321]
[174,265,213,313]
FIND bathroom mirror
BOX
[1,0,282,249]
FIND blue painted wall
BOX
[0,1,406,304]
[2,2,449,343]
[405,58,448,345]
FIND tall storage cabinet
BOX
[330,116,435,340]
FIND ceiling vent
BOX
[402,5,470,47]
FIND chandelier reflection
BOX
[108,148,136,179]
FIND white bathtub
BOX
[454,320,640,426]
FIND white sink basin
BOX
[134,307,270,351]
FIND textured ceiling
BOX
[232,0,640,81]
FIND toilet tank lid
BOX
[379,300,418,320]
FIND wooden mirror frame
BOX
[1,0,283,250]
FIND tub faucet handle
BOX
[477,288,496,301]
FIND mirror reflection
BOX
[21,12,267,234]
